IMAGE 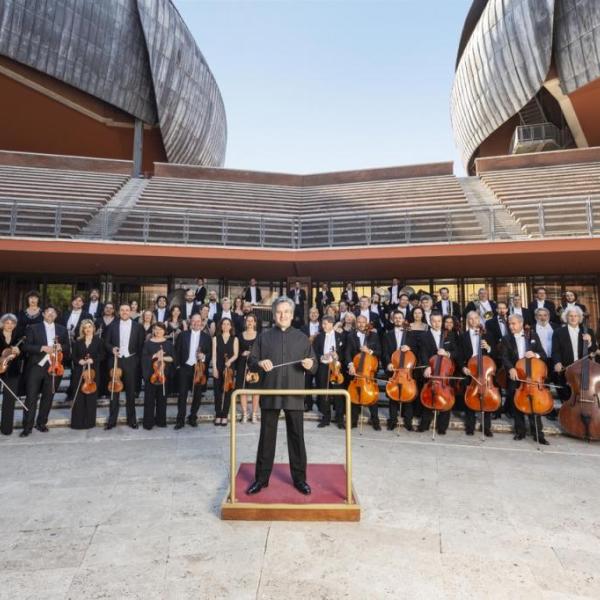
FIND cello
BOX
[559,327,600,441]
[348,350,379,407]
[385,323,417,403]
[464,325,500,439]
[420,329,455,439]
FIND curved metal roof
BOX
[0,0,226,166]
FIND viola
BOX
[386,325,417,403]
[328,346,345,385]
[223,354,235,392]
[0,336,25,374]
[559,327,600,441]
[108,354,124,394]
[81,355,97,395]
[150,345,166,385]
[193,356,207,386]
[348,335,379,406]
[420,330,455,412]
[464,326,501,413]
[48,337,65,377]
[514,326,553,416]
[245,371,260,384]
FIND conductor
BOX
[246,296,317,495]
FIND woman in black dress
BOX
[16,290,43,338]
[232,297,245,332]
[166,305,186,395]
[236,313,260,423]
[141,322,175,430]
[0,314,24,435]
[212,318,239,426]
[71,319,104,430]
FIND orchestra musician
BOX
[183,288,200,322]
[61,294,91,402]
[459,311,493,436]
[508,294,533,326]
[419,311,459,434]
[313,315,344,428]
[341,283,359,308]
[560,290,587,321]
[288,281,307,327]
[71,319,104,430]
[531,287,558,324]
[500,314,549,444]
[153,295,169,324]
[215,297,234,324]
[206,290,220,321]
[212,317,239,426]
[16,290,43,338]
[534,307,559,419]
[94,302,115,399]
[370,292,388,332]
[22,306,70,437]
[420,294,434,327]
[243,278,262,305]
[387,278,401,311]
[337,301,350,324]
[434,287,460,318]
[83,288,104,320]
[129,299,141,322]
[315,283,335,316]
[236,313,260,424]
[246,296,316,496]
[485,301,510,351]
[141,322,174,430]
[194,278,207,306]
[301,307,321,412]
[232,297,246,333]
[464,288,497,322]
[354,296,382,334]
[396,293,412,321]
[408,306,428,332]
[105,303,145,430]
[0,313,23,436]
[383,310,418,431]
[174,314,212,429]
[346,314,382,430]
[166,305,187,340]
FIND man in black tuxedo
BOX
[387,278,401,311]
[243,278,262,305]
[289,281,307,327]
[183,288,201,322]
[383,310,418,431]
[174,314,212,429]
[534,307,560,418]
[459,311,494,436]
[83,288,104,320]
[552,306,597,404]
[313,316,345,428]
[434,287,461,319]
[60,294,91,401]
[531,287,558,324]
[301,307,321,411]
[22,306,70,437]
[507,294,533,326]
[105,304,145,429]
[345,315,382,430]
[354,296,382,334]
[500,314,549,444]
[464,288,496,322]
[153,296,168,324]
[419,312,460,434]
[315,283,335,316]
[396,293,412,321]
[194,278,207,306]
[485,301,510,351]
[341,283,359,308]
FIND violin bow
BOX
[0,379,27,411]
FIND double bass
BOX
[385,324,417,403]
[464,326,501,428]
[559,327,600,441]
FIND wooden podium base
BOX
[221,463,360,522]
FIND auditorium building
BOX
[1,0,600,327]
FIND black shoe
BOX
[19,430,30,438]
[104,423,114,431]
[293,481,311,495]
[437,430,447,436]
[404,422,413,432]
[337,421,345,430]
[246,481,268,495]
[129,422,139,429]
[387,420,397,431]
[372,421,381,431]
[537,437,550,445]
[514,433,525,441]
[304,405,313,413]
[34,424,49,433]
[174,423,184,430]
[351,422,357,429]
[466,429,474,436]
[317,421,330,428]
[417,425,427,432]
[186,417,198,427]
[484,429,493,438]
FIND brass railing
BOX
[227,388,353,504]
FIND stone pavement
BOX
[1,421,599,599]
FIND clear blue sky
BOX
[173,0,472,175]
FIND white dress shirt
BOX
[186,330,201,366]
[568,325,580,361]
[424,310,432,326]
[536,323,553,356]
[322,331,336,362]
[185,301,195,319]
[208,302,218,320]
[38,322,56,366]
[515,333,526,359]
[394,327,404,349]
[391,285,398,304]
[357,331,365,346]
[536,300,546,309]
[469,329,480,357]
[294,289,301,304]
[441,300,450,316]
[88,301,99,317]
[431,329,442,349]
[479,300,491,316]
[221,310,232,321]
[119,319,133,358]
[360,309,370,320]
[249,287,257,304]
[309,322,320,337]
[498,318,508,337]
[156,308,166,322]
[66,310,81,333]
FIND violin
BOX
[513,325,553,415]
[193,354,207,386]
[559,327,600,441]
[386,324,417,403]
[464,325,501,413]
[420,330,455,412]
[328,346,345,385]
[81,355,97,395]
[150,345,166,385]
[245,371,260,384]
[48,337,65,377]
[0,336,25,374]
[108,354,124,394]
[223,354,235,392]
[348,335,379,406]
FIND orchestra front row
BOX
[0,281,597,446]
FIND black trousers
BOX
[351,403,379,426]
[143,381,167,429]
[506,381,545,438]
[465,407,491,433]
[315,365,343,423]
[255,408,306,485]
[107,355,138,427]
[71,390,98,429]
[24,365,62,432]
[304,370,317,409]
[213,378,232,418]
[419,407,451,433]
[177,364,204,425]
[1,375,20,435]
[388,400,416,428]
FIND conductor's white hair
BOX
[272,296,295,313]
[562,305,583,323]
